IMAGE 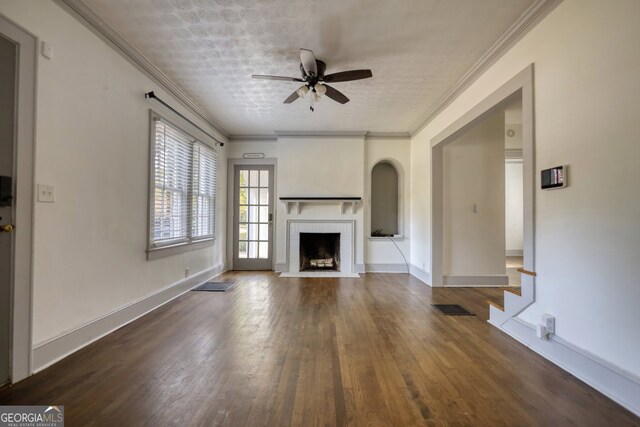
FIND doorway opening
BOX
[431,64,534,291]
[0,16,37,384]
[504,100,524,286]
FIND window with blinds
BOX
[150,116,217,249]
[192,142,216,239]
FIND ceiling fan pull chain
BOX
[310,93,315,112]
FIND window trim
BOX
[147,110,217,260]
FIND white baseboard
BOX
[492,317,640,417]
[365,263,409,273]
[444,275,508,287]
[32,264,225,373]
[274,263,286,273]
[354,263,366,273]
[409,264,431,286]
[506,249,524,256]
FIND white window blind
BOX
[151,117,217,249]
[192,142,216,239]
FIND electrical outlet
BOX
[537,314,555,340]
[542,314,555,335]
[37,184,55,203]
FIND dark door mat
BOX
[192,281,235,292]
[432,304,475,316]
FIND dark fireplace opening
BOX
[299,233,341,272]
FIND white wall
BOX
[505,161,523,253]
[229,137,365,269]
[0,1,227,352]
[410,0,640,376]
[276,137,365,268]
[228,137,410,271]
[443,111,505,276]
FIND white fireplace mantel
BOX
[279,197,361,214]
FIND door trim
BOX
[226,158,277,270]
[0,15,37,383]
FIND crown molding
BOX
[410,0,563,136]
[229,134,278,142]
[275,130,367,139]
[365,132,411,140]
[55,0,230,140]
[228,131,410,142]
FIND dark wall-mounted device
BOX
[541,165,567,190]
[0,176,13,206]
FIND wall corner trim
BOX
[491,317,640,417]
[31,264,226,373]
[409,264,432,286]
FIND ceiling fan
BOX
[252,48,373,111]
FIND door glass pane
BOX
[238,241,247,258]
[238,224,247,240]
[259,242,268,259]
[239,188,248,204]
[259,188,269,205]
[259,224,268,240]
[239,170,249,187]
[249,224,258,240]
[249,170,259,187]
[239,205,248,222]
[249,188,259,204]
[249,206,258,223]
[259,206,268,223]
[248,241,258,258]
[260,170,269,187]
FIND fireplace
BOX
[283,220,357,277]
[299,233,340,271]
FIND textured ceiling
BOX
[83,0,535,135]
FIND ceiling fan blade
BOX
[300,48,317,76]
[323,84,350,104]
[323,69,373,83]
[252,75,304,82]
[283,90,301,104]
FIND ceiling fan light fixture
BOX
[315,83,327,96]
[296,85,309,98]
[313,92,322,102]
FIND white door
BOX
[233,165,274,270]
[0,33,17,386]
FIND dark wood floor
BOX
[1,272,637,426]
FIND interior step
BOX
[488,300,504,311]
[504,287,522,296]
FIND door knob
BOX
[0,224,14,232]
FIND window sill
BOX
[147,238,215,260]
[368,236,406,241]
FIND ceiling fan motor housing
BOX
[300,60,326,88]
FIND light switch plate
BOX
[38,184,55,203]
[41,41,53,60]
